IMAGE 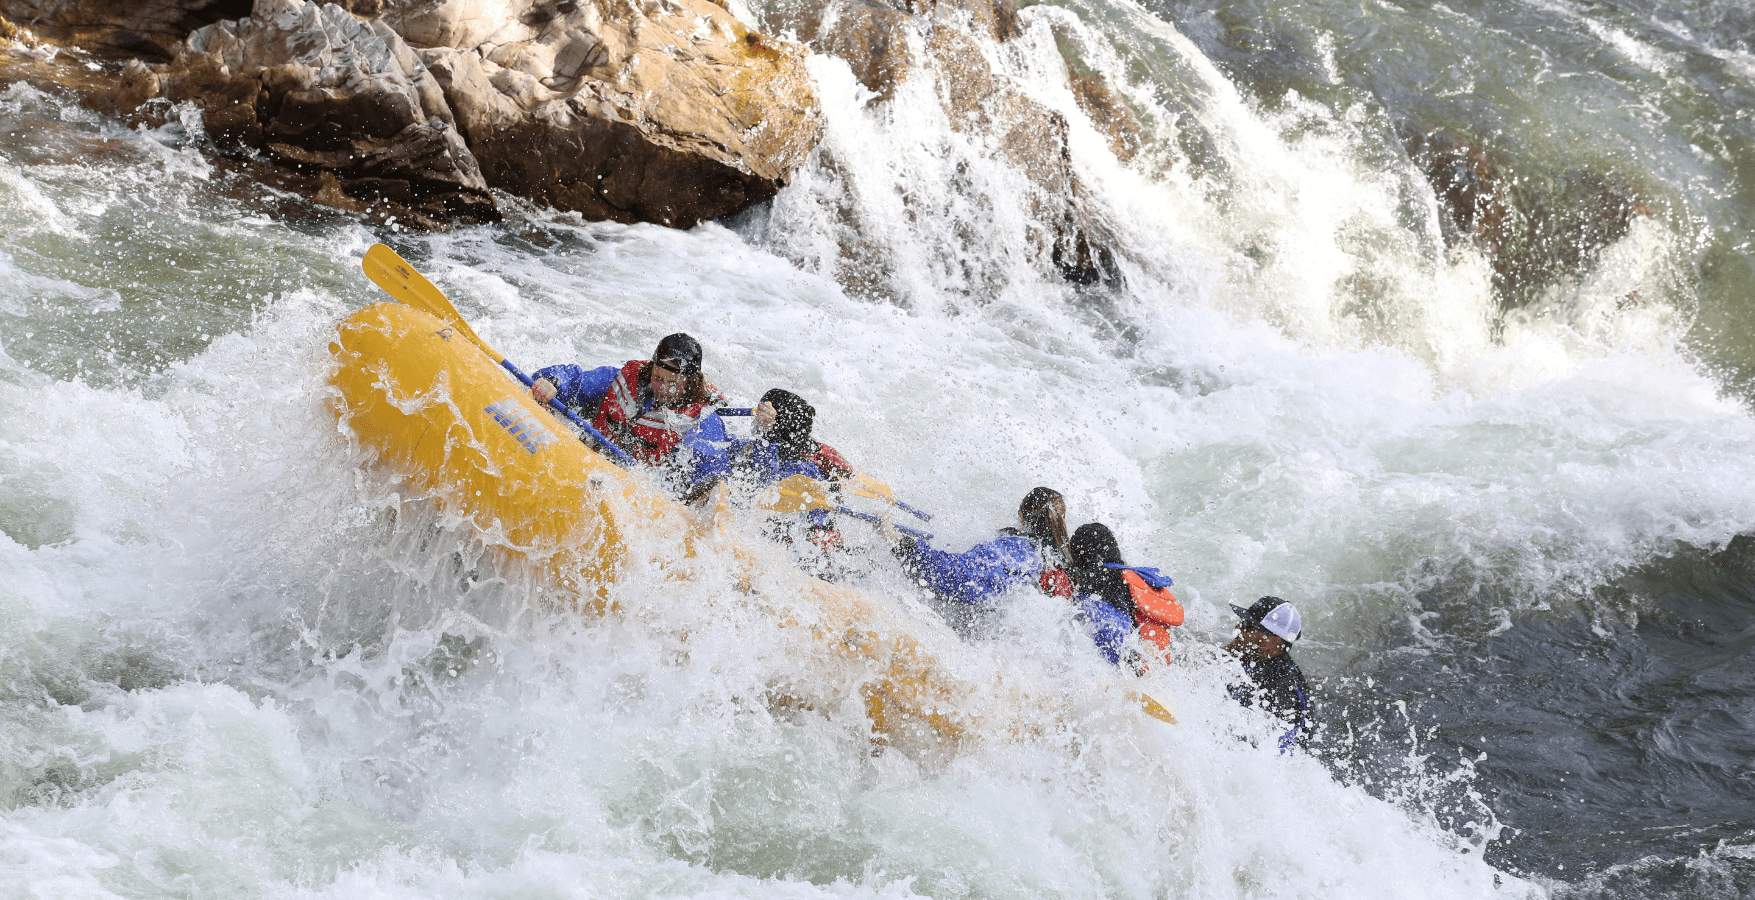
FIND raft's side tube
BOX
[328,301,1008,750]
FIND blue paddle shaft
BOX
[835,507,931,541]
[893,501,932,522]
[502,360,639,468]
[721,406,933,522]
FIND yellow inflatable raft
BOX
[328,298,1044,752]
[330,245,1175,755]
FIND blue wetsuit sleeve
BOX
[1278,686,1310,753]
[775,459,825,481]
[1079,596,1133,665]
[681,413,732,484]
[533,364,619,415]
[901,535,1040,605]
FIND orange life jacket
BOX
[1121,569,1184,655]
[591,359,722,465]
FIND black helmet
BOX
[653,333,702,375]
[759,387,816,457]
[760,388,815,435]
[1070,522,1122,569]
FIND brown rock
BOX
[765,0,913,102]
[0,0,253,60]
[398,0,822,227]
[136,0,495,227]
[1068,70,1144,163]
[927,23,1113,285]
[763,0,1123,290]
[903,0,1017,43]
[1405,128,1653,306]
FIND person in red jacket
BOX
[530,333,725,468]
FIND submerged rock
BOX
[766,0,913,102]
[763,0,1127,292]
[1068,70,1145,164]
[1405,129,1654,307]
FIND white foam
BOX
[0,0,1747,895]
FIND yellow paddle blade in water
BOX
[845,472,895,503]
[766,474,834,513]
[362,243,495,359]
[1134,688,1179,725]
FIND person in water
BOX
[1068,523,1184,671]
[882,488,1075,622]
[530,333,726,468]
[1226,596,1312,750]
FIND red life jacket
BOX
[1121,569,1184,655]
[1039,567,1074,598]
[591,360,722,465]
[800,442,855,481]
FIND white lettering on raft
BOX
[484,400,560,455]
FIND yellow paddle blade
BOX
[1134,689,1179,725]
[361,243,495,359]
[764,474,834,513]
[844,471,894,503]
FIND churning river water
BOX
[3,0,1754,897]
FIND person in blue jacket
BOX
[684,389,856,561]
[1069,523,1142,669]
[690,389,856,492]
[880,488,1072,634]
[1069,523,1186,672]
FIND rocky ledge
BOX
[0,0,1152,289]
[0,0,822,229]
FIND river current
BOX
[2,0,1753,897]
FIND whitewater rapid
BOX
[4,0,1755,896]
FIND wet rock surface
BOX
[1405,129,1654,308]
[0,0,253,60]
[761,0,1132,292]
[0,0,821,230]
[133,0,494,228]
[405,0,821,227]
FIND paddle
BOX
[837,507,933,541]
[718,408,933,522]
[768,475,933,540]
[360,244,638,468]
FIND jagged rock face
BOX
[7,0,821,229]
[392,0,821,227]
[0,0,254,60]
[119,0,495,227]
